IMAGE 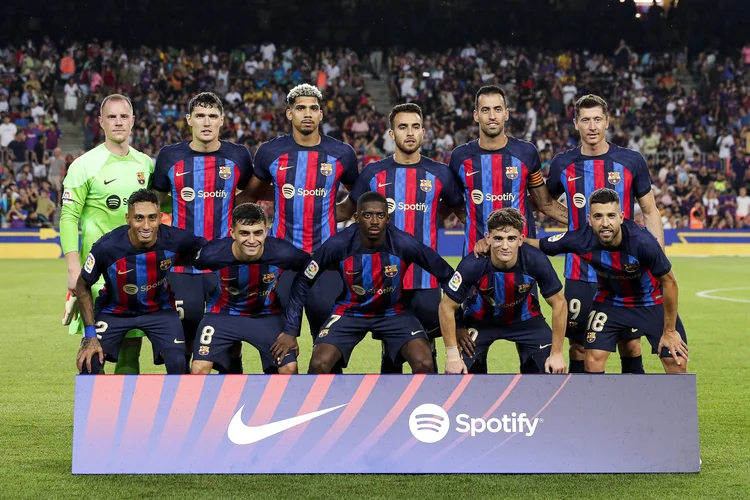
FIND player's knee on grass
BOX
[191,360,213,374]
[278,362,298,375]
[161,348,188,374]
[400,339,434,374]
[660,357,687,374]
[618,338,642,357]
[584,349,609,373]
[308,345,342,374]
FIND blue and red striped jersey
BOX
[80,225,206,316]
[193,237,309,317]
[283,224,454,335]
[539,219,669,307]
[444,245,562,325]
[546,144,652,282]
[254,134,359,253]
[449,137,545,253]
[152,141,254,274]
[348,156,463,290]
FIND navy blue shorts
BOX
[586,302,688,357]
[192,313,296,372]
[167,272,219,339]
[314,313,428,368]
[403,288,442,337]
[276,269,343,337]
[465,316,552,372]
[564,279,598,343]
[95,309,186,365]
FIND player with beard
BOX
[450,85,568,373]
[243,84,359,372]
[545,94,664,374]
[337,103,464,373]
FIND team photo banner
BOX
[72,374,699,474]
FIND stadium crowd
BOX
[1,37,750,230]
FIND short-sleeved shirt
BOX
[152,141,254,273]
[81,225,206,316]
[449,137,544,252]
[61,144,154,262]
[193,236,310,317]
[253,134,358,253]
[546,144,652,282]
[539,219,670,307]
[284,224,454,335]
[349,155,463,289]
[444,245,562,325]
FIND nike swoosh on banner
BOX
[175,171,191,177]
[227,404,347,445]
[466,171,481,176]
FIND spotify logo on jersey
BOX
[470,189,484,205]
[181,187,196,202]
[386,198,396,214]
[123,284,139,295]
[573,193,587,209]
[281,184,296,199]
[106,195,122,210]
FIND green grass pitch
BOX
[1,257,749,499]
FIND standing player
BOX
[450,85,568,373]
[243,84,359,368]
[283,192,455,374]
[152,92,254,373]
[439,209,567,374]
[61,93,154,375]
[546,94,664,374]
[190,203,310,374]
[75,190,206,375]
[527,188,687,374]
[337,103,464,373]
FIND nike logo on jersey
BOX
[174,339,186,344]
[175,171,191,177]
[466,170,481,177]
[227,404,347,445]
[345,270,361,275]
[567,176,582,182]
[221,277,236,281]
[103,179,116,185]
[631,328,638,333]
[378,182,392,187]
[117,269,134,275]
[539,343,552,349]
[279,165,295,171]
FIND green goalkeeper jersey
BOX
[60,144,154,263]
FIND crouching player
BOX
[75,189,206,374]
[190,203,310,374]
[284,191,455,374]
[439,208,567,374]
[527,188,688,373]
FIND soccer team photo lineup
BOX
[10,3,750,487]
[66,87,687,378]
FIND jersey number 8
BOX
[200,325,215,345]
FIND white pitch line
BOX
[695,287,750,304]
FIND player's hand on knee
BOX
[270,332,298,366]
[473,238,490,257]
[456,328,475,358]
[445,346,467,374]
[544,353,567,374]
[76,338,104,373]
[658,329,688,366]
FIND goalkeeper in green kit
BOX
[61,94,154,374]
